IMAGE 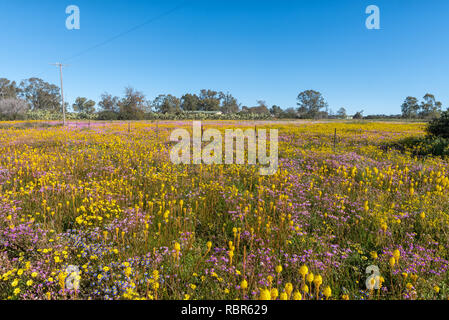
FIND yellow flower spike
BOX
[280,292,288,300]
[393,249,401,261]
[240,280,248,290]
[307,272,314,284]
[313,275,323,289]
[323,286,332,299]
[285,283,293,298]
[389,257,396,268]
[299,265,308,279]
[293,290,302,300]
[270,288,279,300]
[259,288,271,300]
[301,283,309,294]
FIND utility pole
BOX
[51,63,68,126]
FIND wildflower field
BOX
[1,120,449,300]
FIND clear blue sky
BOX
[1,0,448,115]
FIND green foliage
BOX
[427,109,449,139]
[142,112,273,121]
[401,94,443,119]
[97,110,119,121]
[19,77,61,111]
[23,110,97,121]
[72,97,96,114]
[297,90,328,119]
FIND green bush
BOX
[427,110,449,138]
[97,111,119,121]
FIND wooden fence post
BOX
[333,128,337,151]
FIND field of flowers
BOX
[1,120,449,300]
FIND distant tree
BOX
[19,78,61,111]
[0,78,20,99]
[280,107,298,119]
[296,90,328,119]
[99,93,120,113]
[244,101,270,114]
[0,98,29,119]
[336,107,347,119]
[152,94,181,114]
[118,87,146,120]
[72,97,96,114]
[270,105,283,117]
[353,110,364,119]
[420,93,442,119]
[220,92,240,114]
[401,96,420,118]
[198,89,221,111]
[181,94,200,111]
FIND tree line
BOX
[0,77,445,121]
[400,94,444,119]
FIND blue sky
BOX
[1,0,448,115]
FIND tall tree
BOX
[72,97,96,114]
[198,89,221,111]
[337,107,347,119]
[420,93,442,119]
[401,96,420,118]
[270,105,283,117]
[19,78,61,111]
[152,94,181,114]
[0,78,20,99]
[181,94,200,111]
[220,92,240,114]
[296,90,328,119]
[118,87,146,120]
[99,93,120,113]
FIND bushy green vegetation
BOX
[387,136,449,157]
[427,110,449,139]
[385,110,449,157]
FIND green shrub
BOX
[427,110,449,138]
[97,111,119,121]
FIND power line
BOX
[64,0,190,64]
[32,1,189,80]
[32,1,190,114]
